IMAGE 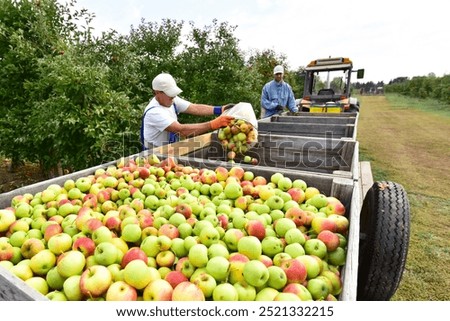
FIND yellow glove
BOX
[210,115,234,130]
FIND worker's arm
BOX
[165,115,234,138]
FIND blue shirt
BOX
[261,80,297,118]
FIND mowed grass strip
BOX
[357,94,450,300]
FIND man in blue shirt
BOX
[260,65,298,118]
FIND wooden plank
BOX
[0,266,48,301]
[359,161,374,199]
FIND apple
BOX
[43,223,63,242]
[284,243,305,258]
[228,166,245,180]
[62,275,84,300]
[285,207,307,227]
[233,281,256,301]
[158,223,179,239]
[46,290,67,301]
[29,249,56,275]
[121,223,142,243]
[237,236,262,260]
[267,265,288,290]
[320,270,343,296]
[280,258,307,283]
[327,214,350,234]
[242,259,269,287]
[287,187,306,203]
[143,279,173,301]
[188,243,209,268]
[306,194,329,209]
[215,166,229,182]
[0,242,14,261]
[156,250,176,267]
[123,259,153,289]
[175,257,196,279]
[25,276,49,295]
[274,292,301,301]
[304,239,328,259]
[224,181,243,200]
[261,236,284,257]
[76,177,92,193]
[205,256,230,282]
[311,216,338,234]
[46,266,67,290]
[307,277,330,300]
[172,281,205,301]
[47,233,73,255]
[274,217,296,237]
[283,283,313,301]
[284,228,306,245]
[317,230,340,252]
[106,280,138,301]
[57,250,86,278]
[327,247,346,266]
[255,287,279,301]
[121,247,148,268]
[10,262,33,281]
[72,236,96,257]
[296,255,323,279]
[20,238,45,259]
[94,242,118,267]
[213,283,238,301]
[265,195,284,211]
[80,265,112,297]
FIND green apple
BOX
[10,263,33,281]
[80,265,112,297]
[274,217,296,237]
[94,242,118,267]
[199,225,220,247]
[188,243,209,268]
[255,287,279,301]
[237,236,262,260]
[265,195,285,210]
[307,277,330,300]
[213,283,238,301]
[296,255,322,279]
[327,247,346,266]
[304,238,328,259]
[206,256,230,282]
[242,259,269,287]
[25,276,49,295]
[233,281,256,301]
[63,275,84,301]
[267,265,288,290]
[29,249,56,275]
[284,228,306,245]
[192,272,217,298]
[224,182,243,200]
[123,259,153,290]
[284,243,305,258]
[261,236,284,258]
[46,266,67,290]
[57,250,86,278]
[47,232,73,255]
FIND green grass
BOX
[385,93,450,116]
[357,94,450,300]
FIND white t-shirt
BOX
[142,96,191,148]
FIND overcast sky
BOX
[67,0,449,83]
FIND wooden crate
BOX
[258,112,358,140]
[182,133,359,179]
[0,150,362,301]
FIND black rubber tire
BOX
[357,181,410,301]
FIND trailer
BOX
[0,112,410,301]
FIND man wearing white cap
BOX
[141,73,235,149]
[260,65,297,118]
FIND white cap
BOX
[273,65,284,74]
[152,73,182,97]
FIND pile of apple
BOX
[217,119,258,164]
[0,154,349,301]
